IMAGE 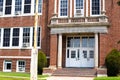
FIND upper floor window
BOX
[5,0,12,15]
[15,0,22,15]
[74,0,84,17]
[24,0,31,13]
[35,0,42,13]
[59,0,68,17]
[91,0,100,15]
[0,0,43,16]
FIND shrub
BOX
[38,51,47,74]
[105,49,120,76]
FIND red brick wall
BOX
[49,34,58,67]
[99,0,120,66]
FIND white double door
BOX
[66,48,94,68]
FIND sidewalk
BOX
[47,76,94,80]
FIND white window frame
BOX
[90,0,101,16]
[58,0,68,17]
[3,60,12,72]
[74,0,84,17]
[16,60,26,72]
[0,0,43,17]
[0,27,41,49]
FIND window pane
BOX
[35,0,42,13]
[32,27,41,47]
[15,0,22,14]
[0,0,3,12]
[18,61,25,72]
[67,37,74,47]
[3,28,10,47]
[76,0,83,9]
[82,37,88,47]
[74,37,80,47]
[60,0,68,16]
[23,28,30,47]
[12,28,19,46]
[88,37,95,47]
[24,0,31,13]
[37,27,40,46]
[92,0,100,15]
[5,0,12,14]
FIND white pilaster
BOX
[70,0,72,18]
[103,0,105,12]
[86,0,88,17]
[54,0,57,14]
[95,33,98,68]
[58,34,62,68]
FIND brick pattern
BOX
[99,0,120,66]
[49,34,58,67]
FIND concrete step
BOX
[52,68,97,77]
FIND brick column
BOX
[49,34,58,69]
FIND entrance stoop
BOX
[51,68,97,77]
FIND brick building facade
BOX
[0,0,120,75]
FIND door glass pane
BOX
[67,49,69,58]
[77,49,80,58]
[71,51,76,58]
[83,50,87,58]
[74,37,80,47]
[89,50,94,58]
[82,37,88,47]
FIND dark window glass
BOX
[3,28,10,47]
[60,0,68,16]
[12,28,19,46]
[24,0,31,13]
[92,0,100,15]
[5,0,12,14]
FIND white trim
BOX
[0,56,31,59]
[58,0,68,18]
[54,0,57,14]
[86,0,88,17]
[102,0,105,12]
[70,0,72,18]
[51,26,108,34]
[90,0,101,16]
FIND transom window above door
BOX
[67,36,95,48]
[0,0,43,17]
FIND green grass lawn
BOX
[0,72,49,80]
[94,77,120,80]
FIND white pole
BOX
[30,0,39,80]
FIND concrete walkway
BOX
[47,76,94,80]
